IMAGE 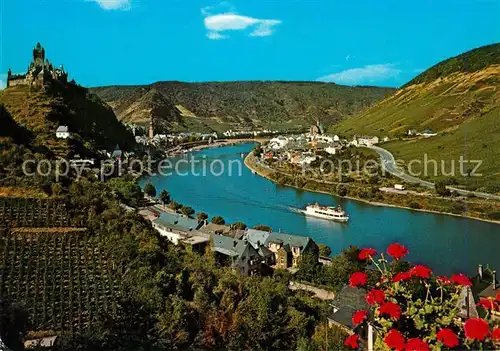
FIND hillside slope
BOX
[91,82,394,133]
[0,82,135,156]
[333,43,500,191]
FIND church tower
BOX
[148,119,154,139]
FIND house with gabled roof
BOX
[244,229,318,269]
[211,234,261,276]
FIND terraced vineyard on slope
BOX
[0,228,123,334]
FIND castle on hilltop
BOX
[6,42,68,89]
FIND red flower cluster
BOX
[492,328,500,340]
[392,271,412,282]
[359,248,377,260]
[410,264,432,279]
[379,301,401,320]
[386,243,409,260]
[464,318,490,341]
[405,338,429,351]
[349,272,367,287]
[351,310,368,326]
[450,273,472,286]
[365,289,385,305]
[436,328,459,348]
[344,334,359,349]
[476,298,499,310]
[384,329,405,350]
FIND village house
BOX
[211,234,262,276]
[244,229,319,269]
[356,135,380,147]
[328,286,369,333]
[269,136,289,150]
[150,211,209,252]
[55,125,71,139]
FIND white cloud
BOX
[317,64,401,85]
[88,0,131,10]
[202,11,281,39]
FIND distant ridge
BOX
[91,81,394,133]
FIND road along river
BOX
[140,143,500,276]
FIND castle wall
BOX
[7,78,29,88]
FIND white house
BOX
[269,136,289,150]
[55,125,71,139]
[333,135,340,142]
[325,146,337,155]
[357,136,379,147]
[383,136,390,142]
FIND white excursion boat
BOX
[303,203,349,223]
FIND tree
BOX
[159,189,170,205]
[336,184,348,197]
[435,181,451,196]
[196,212,208,222]
[181,206,195,216]
[169,201,182,211]
[144,182,157,198]
[253,224,272,232]
[211,216,225,225]
[231,222,247,230]
[318,244,332,257]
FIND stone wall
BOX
[7,78,28,88]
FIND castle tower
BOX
[32,42,45,66]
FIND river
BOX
[140,143,500,276]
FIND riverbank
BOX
[244,152,500,225]
[173,138,266,154]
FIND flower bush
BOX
[344,243,500,350]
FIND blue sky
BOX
[1,0,499,88]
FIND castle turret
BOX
[33,42,45,65]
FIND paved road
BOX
[289,281,336,300]
[366,145,500,201]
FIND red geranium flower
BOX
[387,243,409,260]
[359,248,377,260]
[492,328,500,340]
[352,310,368,326]
[384,329,405,350]
[344,334,359,349]
[410,264,432,279]
[349,272,368,287]
[366,289,385,305]
[436,328,459,348]
[451,273,472,286]
[379,301,401,320]
[464,318,490,341]
[392,271,412,282]
[476,298,499,310]
[496,292,500,301]
[405,338,430,351]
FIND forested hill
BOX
[91,81,395,132]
